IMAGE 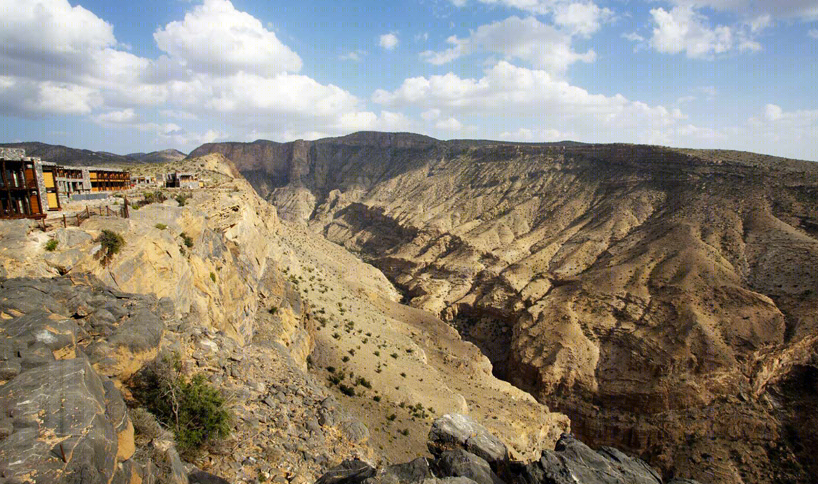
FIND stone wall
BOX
[0,148,25,159]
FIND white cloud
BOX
[420,16,596,75]
[379,33,399,50]
[339,50,366,61]
[0,77,102,116]
[809,29,818,39]
[551,2,612,37]
[447,0,611,34]
[622,32,645,42]
[92,109,136,124]
[650,6,734,59]
[0,0,393,150]
[665,1,818,21]
[335,110,414,132]
[435,117,464,131]
[499,127,575,141]
[160,109,198,120]
[421,109,442,121]
[374,61,685,145]
[744,104,818,154]
[153,0,302,75]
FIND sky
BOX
[1,0,817,160]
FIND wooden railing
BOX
[55,196,130,229]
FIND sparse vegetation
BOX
[175,193,191,206]
[210,271,216,282]
[98,229,125,265]
[44,238,58,251]
[180,232,194,248]
[155,223,167,230]
[133,353,230,458]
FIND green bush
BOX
[44,239,58,252]
[133,354,231,458]
[155,223,167,230]
[175,194,190,207]
[180,232,194,248]
[98,230,125,265]
[210,271,216,283]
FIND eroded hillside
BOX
[192,133,818,483]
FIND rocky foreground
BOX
[194,132,818,483]
[316,413,697,484]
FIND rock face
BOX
[0,275,167,484]
[193,132,818,483]
[317,414,686,484]
[428,414,508,467]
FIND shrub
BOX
[175,194,190,207]
[339,384,355,397]
[98,229,125,265]
[133,354,230,459]
[44,239,58,252]
[155,223,167,230]
[180,232,194,248]
[145,190,166,204]
[210,271,216,283]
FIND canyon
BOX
[192,132,818,483]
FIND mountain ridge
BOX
[0,141,186,166]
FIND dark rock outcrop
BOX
[315,459,377,484]
[317,414,700,484]
[0,275,170,484]
[428,414,508,467]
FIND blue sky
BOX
[1,0,817,160]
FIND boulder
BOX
[520,434,662,484]
[432,449,504,484]
[315,459,377,484]
[0,358,121,483]
[428,414,508,467]
[189,469,232,483]
[364,457,434,484]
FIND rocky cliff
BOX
[192,132,818,483]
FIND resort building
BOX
[0,148,130,219]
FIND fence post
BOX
[124,196,129,218]
[86,206,90,219]
[63,214,66,228]
[106,206,110,216]
[77,214,81,226]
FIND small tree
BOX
[98,229,125,265]
[133,353,231,459]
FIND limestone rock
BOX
[315,459,377,484]
[428,414,508,467]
